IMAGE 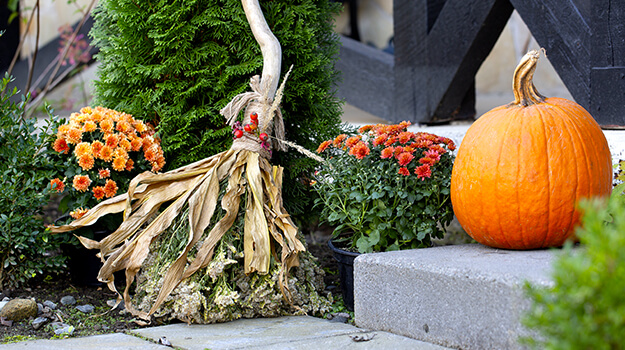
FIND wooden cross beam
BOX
[336,0,625,127]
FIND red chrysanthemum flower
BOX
[398,131,413,144]
[345,136,361,148]
[125,158,134,171]
[72,175,91,192]
[358,124,374,133]
[92,186,106,201]
[316,140,332,153]
[53,138,70,154]
[78,154,95,171]
[372,134,388,147]
[398,167,410,176]
[394,146,404,157]
[103,179,118,198]
[413,139,433,149]
[384,137,397,147]
[98,168,111,179]
[397,152,414,166]
[380,147,394,159]
[349,142,370,160]
[50,178,65,193]
[419,156,436,165]
[424,149,441,161]
[429,145,446,155]
[415,164,432,180]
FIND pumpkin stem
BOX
[511,49,546,106]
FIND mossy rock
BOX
[0,299,37,321]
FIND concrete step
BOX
[354,244,559,350]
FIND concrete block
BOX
[354,244,558,350]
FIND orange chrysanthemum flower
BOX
[394,146,404,157]
[74,142,92,157]
[398,131,413,144]
[380,147,394,159]
[57,124,71,138]
[144,145,157,162]
[119,138,132,152]
[133,120,147,133]
[125,158,134,171]
[53,138,70,154]
[333,134,347,148]
[142,136,154,150]
[316,140,332,153]
[413,139,433,149]
[415,164,432,180]
[130,137,143,152]
[80,106,93,114]
[100,118,114,133]
[98,168,111,179]
[99,145,114,161]
[116,120,132,134]
[66,128,83,144]
[349,142,370,160]
[92,186,106,201]
[70,207,89,220]
[397,152,414,166]
[78,154,95,171]
[91,141,104,158]
[72,175,91,192]
[90,109,103,122]
[83,120,97,132]
[398,167,410,176]
[103,179,118,198]
[345,136,361,148]
[105,134,119,149]
[112,155,127,171]
[153,156,165,172]
[50,178,65,192]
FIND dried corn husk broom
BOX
[49,0,311,323]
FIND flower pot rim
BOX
[327,239,360,257]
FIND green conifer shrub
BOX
[89,0,343,217]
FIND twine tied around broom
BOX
[220,66,326,163]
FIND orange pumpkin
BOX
[450,50,612,249]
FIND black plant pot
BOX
[61,227,111,287]
[327,239,360,311]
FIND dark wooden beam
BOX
[335,36,394,120]
[393,0,513,124]
[510,0,592,107]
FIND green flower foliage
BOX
[522,195,625,349]
[313,123,456,253]
[89,0,343,217]
[0,74,67,289]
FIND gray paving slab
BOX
[0,333,166,349]
[131,316,451,350]
[354,244,559,350]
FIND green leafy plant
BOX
[89,0,343,219]
[313,122,456,253]
[0,74,67,289]
[522,195,625,349]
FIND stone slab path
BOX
[0,316,451,349]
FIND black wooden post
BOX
[590,0,625,127]
[393,0,513,124]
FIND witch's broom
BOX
[49,0,320,322]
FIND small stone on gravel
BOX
[37,303,43,314]
[60,295,76,306]
[43,300,57,310]
[76,304,95,313]
[32,317,49,330]
[107,299,125,310]
[0,301,8,312]
[50,322,74,335]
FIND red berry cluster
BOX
[232,112,269,143]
